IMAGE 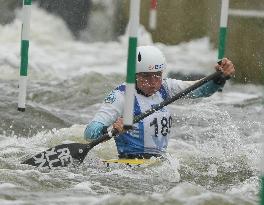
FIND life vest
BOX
[114,84,172,157]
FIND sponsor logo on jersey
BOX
[104,91,116,104]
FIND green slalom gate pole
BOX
[123,0,140,130]
[218,0,229,60]
[149,0,157,30]
[261,175,264,205]
[18,0,32,112]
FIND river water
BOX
[0,5,263,205]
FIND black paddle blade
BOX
[22,143,90,168]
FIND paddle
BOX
[22,70,223,168]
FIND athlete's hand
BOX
[112,117,124,133]
[215,58,235,78]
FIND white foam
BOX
[0,183,17,189]
[0,4,218,81]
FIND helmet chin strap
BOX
[135,84,153,97]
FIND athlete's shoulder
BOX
[163,77,184,84]
[162,78,192,95]
[104,83,125,104]
[114,83,126,92]
[162,77,184,89]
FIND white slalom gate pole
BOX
[18,0,32,112]
[229,9,264,18]
[262,152,264,205]
[149,0,157,30]
[123,0,140,129]
[218,0,229,61]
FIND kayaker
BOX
[84,46,235,159]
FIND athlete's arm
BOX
[166,58,235,98]
[84,89,124,140]
[164,75,226,99]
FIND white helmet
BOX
[136,46,166,73]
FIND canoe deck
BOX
[102,158,159,167]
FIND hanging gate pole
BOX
[149,0,157,30]
[123,0,141,130]
[218,0,229,61]
[18,0,32,112]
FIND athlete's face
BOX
[136,71,162,96]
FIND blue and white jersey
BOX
[88,78,224,156]
[114,83,172,156]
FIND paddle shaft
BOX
[22,70,223,168]
[86,70,223,149]
[134,70,222,122]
